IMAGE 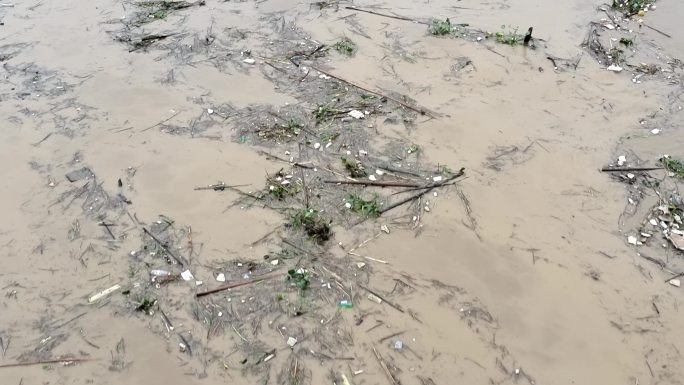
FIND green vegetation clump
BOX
[347,193,381,218]
[333,38,357,56]
[494,26,524,45]
[619,37,634,47]
[612,0,649,13]
[286,269,310,291]
[342,157,367,178]
[292,208,331,243]
[661,156,684,177]
[429,18,452,36]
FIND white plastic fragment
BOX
[432,176,443,182]
[607,64,623,72]
[381,224,390,234]
[243,58,255,64]
[651,128,660,135]
[271,259,279,265]
[649,218,658,226]
[669,279,680,287]
[345,202,352,209]
[375,169,385,176]
[356,262,366,269]
[216,273,226,282]
[369,175,377,181]
[181,270,194,281]
[207,108,214,114]
[348,110,365,119]
[617,155,627,166]
[287,337,298,347]
[627,236,638,245]
[313,142,321,150]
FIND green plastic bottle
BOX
[338,300,353,309]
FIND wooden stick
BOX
[309,65,436,118]
[643,23,671,38]
[601,166,663,172]
[140,111,180,132]
[372,346,400,385]
[196,272,282,298]
[324,180,422,188]
[359,285,404,313]
[381,168,465,214]
[194,183,249,191]
[345,5,424,24]
[143,228,187,267]
[378,330,405,343]
[665,272,684,283]
[0,357,96,369]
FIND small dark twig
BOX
[359,285,404,313]
[143,228,187,266]
[601,166,663,172]
[643,23,671,38]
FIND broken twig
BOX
[0,357,95,369]
[381,168,465,214]
[196,272,282,298]
[143,228,187,266]
[372,346,400,385]
[359,285,404,313]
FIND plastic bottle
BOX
[338,300,353,309]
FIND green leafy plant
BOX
[151,9,167,19]
[619,37,634,46]
[347,193,381,218]
[313,105,345,124]
[612,0,648,13]
[320,131,340,143]
[134,296,157,314]
[609,47,625,65]
[292,208,332,243]
[287,269,310,290]
[333,38,356,56]
[280,118,302,134]
[494,25,524,45]
[661,156,684,177]
[342,157,367,178]
[266,173,299,200]
[429,18,452,36]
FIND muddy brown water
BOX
[1,0,683,384]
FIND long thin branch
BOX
[0,357,96,369]
[309,65,436,118]
[381,168,465,214]
[196,272,282,298]
[601,166,663,172]
[324,180,422,188]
